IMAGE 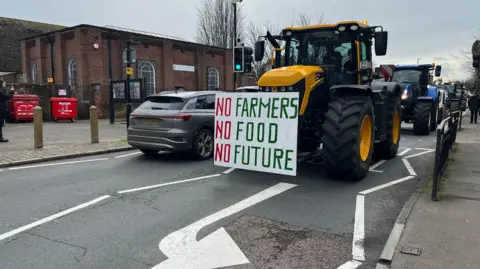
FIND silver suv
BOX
[127,91,216,159]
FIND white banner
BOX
[214,92,299,176]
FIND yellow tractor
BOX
[254,21,402,180]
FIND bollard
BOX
[33,106,43,149]
[89,106,99,144]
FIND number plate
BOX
[141,119,160,125]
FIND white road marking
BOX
[337,260,362,269]
[402,158,417,176]
[8,158,109,170]
[369,169,383,173]
[397,148,411,156]
[352,195,365,261]
[415,147,435,151]
[359,176,415,195]
[403,149,436,159]
[153,182,297,269]
[114,152,142,158]
[369,160,386,171]
[223,167,236,174]
[117,174,222,194]
[0,195,110,242]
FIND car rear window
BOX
[138,96,185,110]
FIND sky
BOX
[4,0,479,81]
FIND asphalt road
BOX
[0,123,438,269]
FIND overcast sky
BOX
[4,0,479,80]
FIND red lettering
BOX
[214,143,231,163]
[215,97,232,117]
[225,98,231,116]
[215,121,231,139]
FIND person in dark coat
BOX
[0,79,13,142]
[468,94,479,124]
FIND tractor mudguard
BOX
[370,81,402,97]
[330,84,372,97]
[426,86,438,102]
[417,96,434,103]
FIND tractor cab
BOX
[253,21,388,99]
[392,64,442,102]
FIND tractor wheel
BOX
[413,102,432,135]
[374,96,401,159]
[430,102,439,131]
[322,95,374,181]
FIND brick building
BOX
[20,24,251,118]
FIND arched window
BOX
[207,68,219,91]
[68,56,77,86]
[30,61,37,84]
[137,60,156,96]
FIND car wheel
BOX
[193,129,214,160]
[139,149,158,156]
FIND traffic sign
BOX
[126,67,134,75]
[47,77,53,83]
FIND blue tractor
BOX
[391,64,442,135]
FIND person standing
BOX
[468,94,479,124]
[0,79,13,142]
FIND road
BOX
[0,123,437,269]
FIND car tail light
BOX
[160,114,192,121]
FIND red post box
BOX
[7,94,40,122]
[50,97,78,122]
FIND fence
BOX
[431,110,461,201]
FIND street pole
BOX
[126,40,132,128]
[233,1,237,90]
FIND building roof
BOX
[19,23,227,51]
[103,25,188,42]
[0,17,65,72]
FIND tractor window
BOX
[334,43,352,66]
[392,70,422,84]
[361,42,367,61]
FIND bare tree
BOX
[245,21,281,79]
[296,12,326,26]
[195,0,245,48]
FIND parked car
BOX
[127,91,216,159]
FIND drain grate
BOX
[401,245,421,256]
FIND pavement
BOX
[0,122,438,269]
[0,120,133,167]
[388,112,480,269]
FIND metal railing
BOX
[431,110,460,201]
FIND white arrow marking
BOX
[152,182,297,269]
[403,149,436,159]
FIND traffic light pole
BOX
[233,2,237,89]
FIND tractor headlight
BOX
[288,86,294,91]
[279,86,286,92]
[401,89,409,100]
[350,25,358,31]
[264,86,270,92]
[338,25,346,32]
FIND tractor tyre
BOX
[413,102,432,135]
[430,102,439,131]
[374,96,401,159]
[322,95,374,181]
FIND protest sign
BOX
[214,92,299,176]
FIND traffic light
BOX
[233,46,244,73]
[244,46,253,73]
